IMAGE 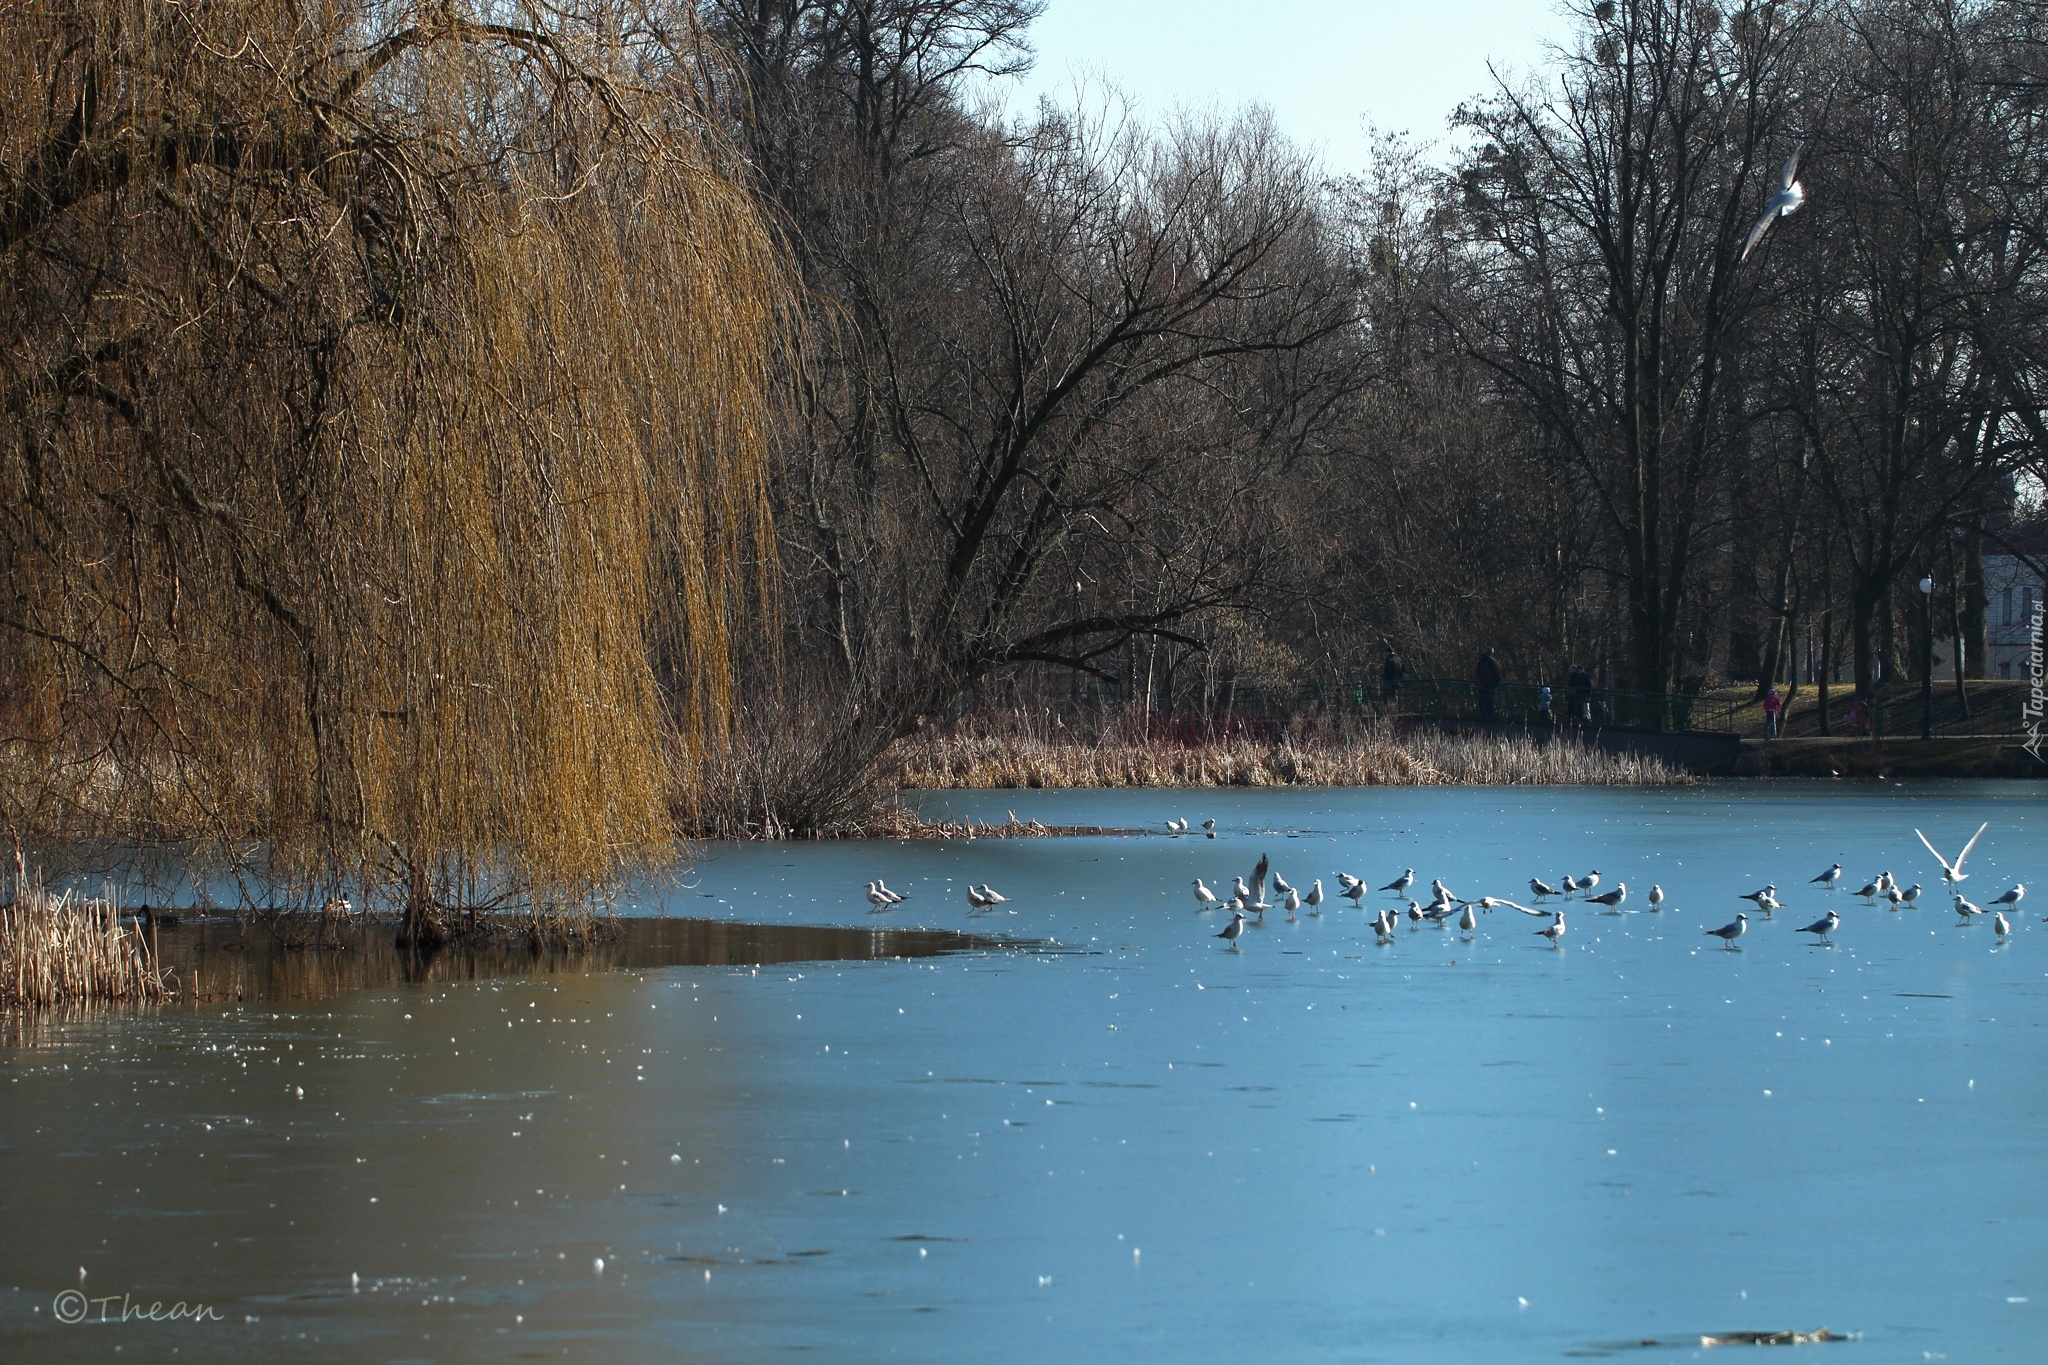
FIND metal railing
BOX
[1388,679,1738,734]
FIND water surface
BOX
[3,782,2043,1362]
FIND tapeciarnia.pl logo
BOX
[2024,600,2045,761]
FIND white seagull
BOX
[977,884,1009,907]
[1430,878,1454,904]
[1740,883,1777,908]
[1854,879,1882,903]
[1272,873,1296,899]
[1342,880,1369,907]
[1231,876,1252,903]
[875,880,906,905]
[1954,895,1984,922]
[1304,879,1325,915]
[865,882,892,912]
[1798,909,1840,942]
[1458,904,1478,935]
[1585,882,1627,910]
[1193,879,1219,908]
[1406,901,1424,923]
[1812,863,1843,890]
[1382,869,1416,896]
[1283,888,1301,919]
[1704,913,1749,948]
[1579,871,1602,896]
[1990,884,2026,910]
[1203,818,1217,838]
[1373,909,1395,939]
[1885,886,1905,911]
[1900,883,1923,906]
[1560,874,1580,898]
[1530,877,1559,899]
[1216,911,1247,949]
[1915,822,1988,885]
[1741,145,1805,262]
[966,885,993,912]
[1994,910,2011,936]
[1537,912,1567,946]
[1647,884,1666,911]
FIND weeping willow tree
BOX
[0,1,791,943]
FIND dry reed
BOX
[2,869,168,1009]
[890,721,1687,789]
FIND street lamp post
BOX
[1919,574,1935,741]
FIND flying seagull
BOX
[1798,909,1840,943]
[1741,145,1805,262]
[1249,854,1270,906]
[1916,822,1989,885]
[1704,912,1749,948]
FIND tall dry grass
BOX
[2,868,168,1009]
[891,717,1687,789]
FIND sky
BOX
[992,0,1578,174]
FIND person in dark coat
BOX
[1381,649,1403,703]
[1567,663,1593,724]
[1473,647,1502,718]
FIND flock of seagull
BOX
[860,817,2026,957]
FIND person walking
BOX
[1537,683,1554,725]
[1761,683,1784,739]
[1567,663,1592,725]
[1473,647,1502,719]
[1381,649,1403,704]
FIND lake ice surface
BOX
[2,781,2043,1362]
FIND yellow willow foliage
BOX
[0,1,791,900]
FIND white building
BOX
[1986,550,2043,680]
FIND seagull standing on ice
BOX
[1990,884,2026,910]
[1578,871,1602,896]
[1855,879,1882,902]
[1382,869,1415,896]
[1812,863,1843,890]
[875,880,906,905]
[1741,146,1805,261]
[1915,822,1988,886]
[1530,877,1558,899]
[977,885,1008,907]
[865,882,894,913]
[1798,909,1840,943]
[1585,882,1627,910]
[1430,878,1453,904]
[1740,883,1777,908]
[1994,910,2012,936]
[1647,885,1666,911]
[1704,913,1749,948]
[1900,883,1922,906]
[1272,873,1296,900]
[1216,911,1246,949]
[1459,904,1478,936]
[1537,912,1566,946]
[1304,880,1325,915]
[1192,879,1219,909]
[1954,896,1985,923]
[1232,876,1252,903]
[1283,888,1301,920]
[1203,818,1217,838]
[1560,874,1580,898]
[1342,880,1368,907]
[966,885,993,912]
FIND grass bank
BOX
[890,718,1688,789]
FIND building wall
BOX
[1986,554,2044,681]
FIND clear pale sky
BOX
[997,0,1576,172]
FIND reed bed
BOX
[2,872,169,1009]
[890,720,1687,789]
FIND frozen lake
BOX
[2,781,2043,1362]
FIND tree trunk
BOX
[1816,605,1834,736]
[397,863,445,952]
